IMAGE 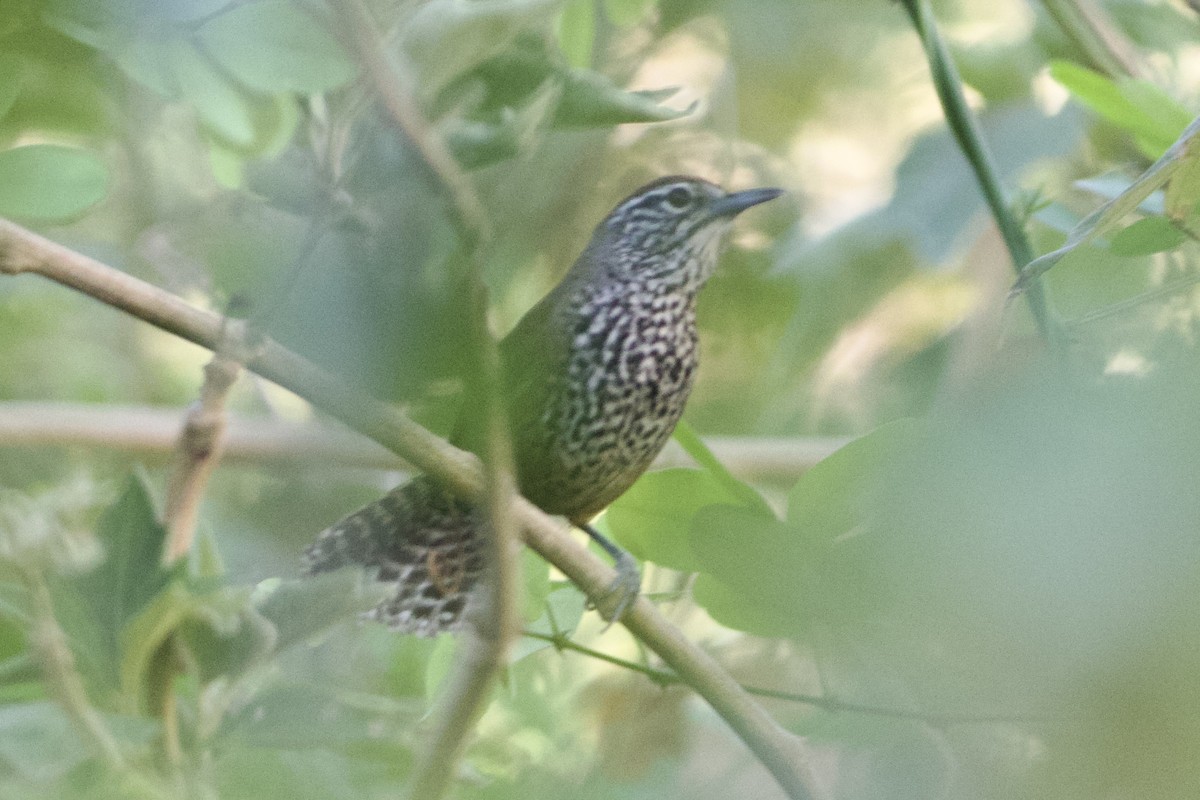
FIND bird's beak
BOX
[710,186,785,218]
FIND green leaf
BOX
[168,41,257,147]
[424,634,461,704]
[556,70,692,126]
[687,422,920,637]
[402,0,560,97]
[787,418,920,537]
[521,547,551,622]
[1108,216,1187,256]
[607,468,743,571]
[556,0,595,69]
[197,0,356,93]
[603,0,656,25]
[0,145,108,221]
[688,504,808,634]
[691,573,796,638]
[0,54,23,121]
[70,473,175,648]
[1049,60,1191,158]
[673,420,773,516]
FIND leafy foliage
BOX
[5,0,1200,798]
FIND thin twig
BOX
[524,630,1059,727]
[0,218,820,800]
[0,402,845,480]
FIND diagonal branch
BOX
[0,218,822,800]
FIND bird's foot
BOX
[578,522,641,629]
[594,550,641,629]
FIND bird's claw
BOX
[594,551,641,630]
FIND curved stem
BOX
[900,0,1065,351]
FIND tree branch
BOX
[0,223,820,798]
[0,402,844,481]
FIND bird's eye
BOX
[664,186,693,211]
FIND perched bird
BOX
[304,176,783,635]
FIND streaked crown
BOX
[588,176,783,292]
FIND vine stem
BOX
[900,0,1065,351]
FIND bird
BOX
[303,176,783,636]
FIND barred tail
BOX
[303,476,485,636]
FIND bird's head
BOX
[592,176,783,292]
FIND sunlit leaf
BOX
[0,55,23,121]
[603,0,656,25]
[1049,60,1191,159]
[557,0,595,69]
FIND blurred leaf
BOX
[557,0,595,69]
[435,35,691,136]
[1075,174,1164,215]
[689,504,807,636]
[403,0,560,96]
[255,572,378,653]
[555,71,690,126]
[691,572,795,638]
[607,469,742,572]
[0,54,23,121]
[786,418,919,536]
[603,0,656,25]
[818,103,1083,265]
[1108,216,1187,256]
[220,683,408,749]
[70,473,176,650]
[1049,60,1191,158]
[0,701,87,781]
[168,41,257,147]
[673,419,773,516]
[197,0,356,93]
[521,547,551,623]
[424,634,460,704]
[0,145,107,221]
[215,746,362,800]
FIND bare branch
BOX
[0,403,845,481]
[0,217,822,800]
